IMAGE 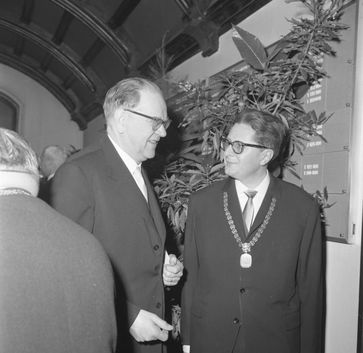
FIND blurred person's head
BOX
[103,77,169,164]
[0,128,39,196]
[39,145,67,179]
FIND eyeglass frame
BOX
[220,136,269,154]
[124,108,171,131]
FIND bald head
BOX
[103,77,163,122]
[40,145,67,178]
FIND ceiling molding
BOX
[184,17,220,57]
[140,0,271,73]
[208,0,271,33]
[0,17,97,93]
[0,0,272,128]
[52,11,74,45]
[80,38,105,67]
[0,51,91,130]
[81,101,103,122]
[107,0,141,30]
[40,53,53,72]
[13,37,25,57]
[50,0,130,66]
[70,111,88,130]
[20,0,35,25]
[0,52,76,113]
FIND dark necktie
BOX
[243,190,257,232]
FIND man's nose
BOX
[156,125,167,137]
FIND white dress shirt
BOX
[234,172,270,224]
[108,135,148,201]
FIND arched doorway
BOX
[0,93,18,131]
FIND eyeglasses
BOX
[124,108,171,131]
[220,136,269,154]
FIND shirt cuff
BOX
[182,345,190,353]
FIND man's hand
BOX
[129,309,173,342]
[163,253,183,286]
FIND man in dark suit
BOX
[52,77,183,353]
[0,128,117,353]
[181,109,323,353]
[38,145,68,203]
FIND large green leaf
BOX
[232,25,267,71]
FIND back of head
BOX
[0,128,39,176]
[234,109,287,160]
[103,77,162,121]
[40,145,67,178]
[0,128,39,196]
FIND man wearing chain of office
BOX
[181,109,323,353]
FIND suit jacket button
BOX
[240,288,246,294]
[233,318,240,324]
[153,245,160,251]
[156,302,161,309]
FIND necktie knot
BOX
[244,190,257,199]
[243,190,257,233]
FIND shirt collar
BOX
[0,170,39,196]
[234,172,270,219]
[235,172,270,195]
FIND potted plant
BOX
[151,0,347,245]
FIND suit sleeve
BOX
[298,200,323,353]
[51,162,94,232]
[181,196,199,346]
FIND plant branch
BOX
[273,27,316,116]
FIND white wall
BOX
[326,242,360,353]
[0,63,83,156]
[170,0,362,352]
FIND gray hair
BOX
[39,145,67,177]
[0,128,39,176]
[103,77,162,120]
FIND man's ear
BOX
[115,110,127,133]
[260,149,274,166]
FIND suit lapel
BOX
[223,178,248,240]
[101,137,149,208]
[142,167,166,242]
[249,175,279,235]
[101,137,165,243]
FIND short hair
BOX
[0,128,39,177]
[39,145,67,177]
[233,109,287,159]
[103,77,163,120]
